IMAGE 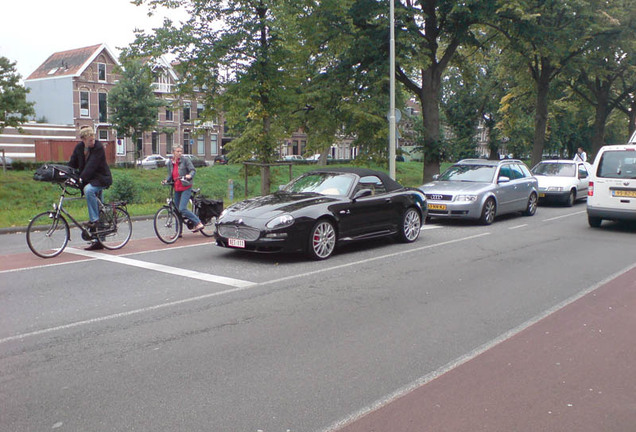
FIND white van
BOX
[587,130,636,227]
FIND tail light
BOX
[588,181,594,196]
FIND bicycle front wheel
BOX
[199,215,217,237]
[98,207,132,250]
[26,212,70,258]
[154,206,181,244]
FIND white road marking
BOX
[0,232,491,345]
[321,260,636,432]
[508,224,528,230]
[66,247,256,288]
[420,225,442,230]
[542,210,586,222]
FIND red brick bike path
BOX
[336,265,636,432]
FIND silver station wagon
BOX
[419,158,539,225]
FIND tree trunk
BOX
[530,61,553,167]
[591,89,610,159]
[419,70,441,183]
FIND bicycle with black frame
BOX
[153,178,223,244]
[27,165,132,258]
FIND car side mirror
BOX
[432,174,440,180]
[498,176,510,183]
[353,189,373,200]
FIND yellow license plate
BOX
[539,193,546,198]
[428,203,447,210]
[612,190,636,197]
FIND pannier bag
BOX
[196,198,224,223]
[33,164,79,183]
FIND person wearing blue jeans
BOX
[162,146,204,232]
[69,125,113,250]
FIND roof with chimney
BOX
[26,44,119,81]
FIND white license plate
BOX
[228,238,245,248]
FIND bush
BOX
[108,173,138,203]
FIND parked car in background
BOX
[215,167,427,260]
[167,154,209,167]
[214,155,228,165]
[531,160,591,206]
[0,155,13,169]
[136,154,167,169]
[587,136,636,227]
[282,155,304,162]
[419,158,538,225]
[306,154,333,161]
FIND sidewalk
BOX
[335,265,636,432]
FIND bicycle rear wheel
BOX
[154,206,181,244]
[98,207,132,250]
[26,212,69,258]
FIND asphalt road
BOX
[1,202,634,431]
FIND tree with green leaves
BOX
[349,0,497,181]
[0,57,35,134]
[129,0,304,195]
[108,59,163,163]
[491,0,605,166]
[565,3,636,156]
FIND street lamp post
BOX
[389,0,396,180]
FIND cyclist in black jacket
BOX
[69,125,113,250]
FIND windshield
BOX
[597,151,636,179]
[532,162,575,177]
[283,172,356,196]
[438,164,496,183]
[283,172,355,196]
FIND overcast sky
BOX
[0,0,186,80]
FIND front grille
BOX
[218,225,261,241]
[425,194,453,201]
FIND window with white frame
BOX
[98,63,106,81]
[197,102,204,119]
[165,107,173,121]
[99,130,108,141]
[210,134,218,155]
[183,102,191,123]
[80,91,90,117]
[197,135,205,154]
[166,132,173,153]
[98,92,107,122]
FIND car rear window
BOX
[597,151,636,179]
[532,162,575,177]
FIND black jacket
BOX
[69,140,113,188]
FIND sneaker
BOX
[84,242,104,251]
[192,222,205,232]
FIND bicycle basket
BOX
[33,164,79,184]
[196,198,224,223]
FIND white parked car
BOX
[531,160,591,206]
[137,154,167,169]
[282,155,304,161]
[587,131,636,227]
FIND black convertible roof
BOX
[310,167,404,192]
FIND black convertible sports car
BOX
[215,167,427,259]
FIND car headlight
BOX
[266,214,294,229]
[547,186,563,191]
[455,195,477,202]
